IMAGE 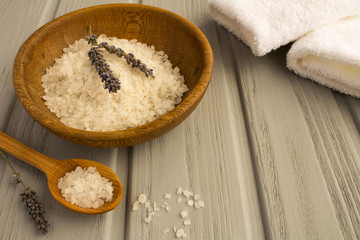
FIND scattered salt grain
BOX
[132,194,162,224]
[144,217,152,224]
[154,202,160,211]
[197,200,205,208]
[138,194,147,204]
[184,220,191,226]
[162,228,170,238]
[176,229,187,238]
[144,213,154,224]
[176,187,183,195]
[147,206,153,213]
[161,202,169,208]
[58,166,113,209]
[182,190,193,198]
[180,209,188,219]
[132,189,204,238]
[132,201,140,211]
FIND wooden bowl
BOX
[13,4,213,148]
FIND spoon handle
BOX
[0,131,58,174]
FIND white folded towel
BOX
[208,0,360,56]
[287,16,360,98]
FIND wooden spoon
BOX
[0,131,123,214]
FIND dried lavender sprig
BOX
[85,31,121,93]
[21,189,50,234]
[98,41,154,78]
[88,46,121,93]
[0,150,50,234]
[85,25,154,92]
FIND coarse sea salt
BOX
[131,188,205,238]
[41,35,188,131]
[58,166,113,209]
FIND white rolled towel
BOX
[208,0,360,56]
[287,16,360,98]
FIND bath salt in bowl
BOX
[42,35,188,131]
[13,4,213,147]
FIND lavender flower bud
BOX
[13,173,21,184]
[145,69,154,77]
[98,42,108,49]
[85,34,98,45]
[131,59,141,68]
[125,53,135,65]
[115,48,125,58]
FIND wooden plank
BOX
[334,94,360,156]
[0,0,136,239]
[343,95,360,132]
[126,0,264,239]
[1,101,129,240]
[230,30,360,239]
[54,0,138,15]
[2,0,358,239]
[0,1,59,239]
[0,0,58,130]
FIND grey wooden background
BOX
[0,0,359,239]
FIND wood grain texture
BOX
[0,0,130,239]
[13,3,213,147]
[127,0,265,239]
[0,0,58,130]
[344,95,360,132]
[1,0,360,239]
[0,103,129,239]
[230,33,360,239]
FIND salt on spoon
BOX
[0,131,123,214]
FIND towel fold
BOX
[208,0,360,56]
[287,17,360,98]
